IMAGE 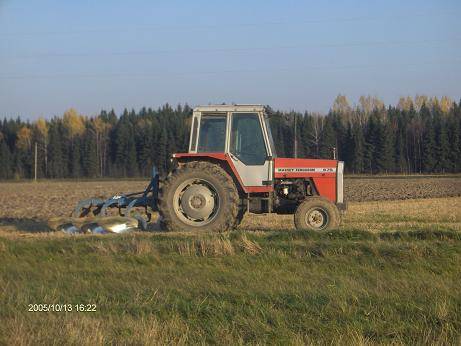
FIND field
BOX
[0,176,460,344]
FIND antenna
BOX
[294,114,298,158]
[34,142,38,181]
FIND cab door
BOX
[228,112,272,187]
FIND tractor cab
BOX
[68,104,345,234]
[186,105,275,188]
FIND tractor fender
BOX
[172,153,249,193]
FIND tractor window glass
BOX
[190,116,198,152]
[230,113,267,165]
[197,115,226,152]
[264,116,277,157]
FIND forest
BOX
[0,95,460,179]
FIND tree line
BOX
[0,95,460,180]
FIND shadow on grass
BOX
[0,217,51,233]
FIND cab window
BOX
[230,113,267,165]
[197,115,226,152]
[190,116,199,152]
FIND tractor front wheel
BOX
[294,197,340,231]
[159,161,239,232]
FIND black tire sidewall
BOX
[294,197,340,231]
[160,163,238,232]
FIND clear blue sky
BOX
[0,0,460,119]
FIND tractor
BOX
[66,104,345,234]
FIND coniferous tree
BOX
[297,113,311,158]
[395,128,407,173]
[136,119,154,176]
[155,125,168,173]
[343,125,354,172]
[405,105,420,172]
[82,129,98,178]
[434,116,450,172]
[0,98,460,178]
[375,121,394,173]
[126,131,138,177]
[35,118,49,177]
[268,112,287,157]
[330,112,347,160]
[113,112,137,176]
[364,114,379,173]
[48,121,66,178]
[275,113,295,158]
[448,113,461,172]
[319,116,336,159]
[351,124,365,173]
[15,126,33,178]
[421,118,436,173]
[69,138,81,177]
[0,134,11,179]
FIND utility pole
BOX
[294,114,298,158]
[34,142,38,181]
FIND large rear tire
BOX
[235,207,246,228]
[159,161,239,232]
[294,197,340,231]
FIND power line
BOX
[1,59,460,80]
[0,12,456,38]
[1,38,459,59]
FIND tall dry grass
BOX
[1,195,461,344]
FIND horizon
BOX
[0,94,459,121]
[1,94,460,121]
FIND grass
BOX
[0,197,460,345]
[238,197,461,233]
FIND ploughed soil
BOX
[345,176,461,202]
[0,176,459,224]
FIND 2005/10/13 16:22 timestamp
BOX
[28,304,97,312]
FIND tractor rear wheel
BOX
[159,161,239,232]
[294,197,340,231]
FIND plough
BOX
[50,168,160,234]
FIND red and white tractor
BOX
[158,104,346,232]
[67,104,345,234]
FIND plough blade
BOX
[48,216,139,234]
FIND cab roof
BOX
[194,104,265,113]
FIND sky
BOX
[0,0,460,119]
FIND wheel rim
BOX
[173,178,220,226]
[305,208,329,230]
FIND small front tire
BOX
[294,197,340,231]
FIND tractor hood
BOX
[273,158,338,178]
[273,157,344,205]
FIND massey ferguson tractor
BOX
[60,105,345,234]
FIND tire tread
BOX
[158,161,239,232]
[294,196,341,231]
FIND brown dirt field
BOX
[0,181,147,233]
[0,176,459,234]
[0,180,148,220]
[345,176,461,201]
